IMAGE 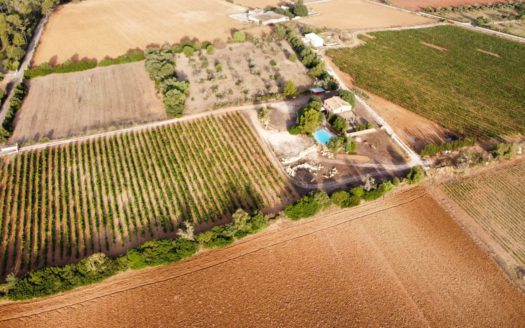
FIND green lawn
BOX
[327,26,525,139]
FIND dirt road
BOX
[1,187,524,327]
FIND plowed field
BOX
[1,188,524,327]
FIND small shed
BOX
[309,87,325,95]
[323,96,353,114]
[303,33,324,48]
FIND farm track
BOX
[0,113,292,279]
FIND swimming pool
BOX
[313,128,335,145]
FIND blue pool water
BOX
[313,128,335,145]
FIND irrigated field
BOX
[0,112,295,278]
[11,62,165,144]
[1,188,525,327]
[442,160,525,266]
[33,0,253,65]
[328,26,525,139]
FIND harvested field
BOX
[390,0,514,11]
[33,0,255,65]
[0,112,296,279]
[11,62,165,143]
[177,41,313,114]
[1,188,525,327]
[303,0,433,30]
[441,160,525,267]
[231,0,280,7]
[328,25,525,139]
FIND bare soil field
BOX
[1,187,524,327]
[439,160,525,274]
[303,0,434,30]
[10,62,165,143]
[177,41,313,114]
[390,0,513,11]
[33,0,256,65]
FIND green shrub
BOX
[284,194,321,220]
[327,136,345,152]
[406,166,425,184]
[346,138,357,154]
[329,115,348,133]
[197,225,236,248]
[492,142,519,159]
[183,46,195,57]
[350,186,364,197]
[125,239,197,269]
[392,177,401,186]
[283,80,298,98]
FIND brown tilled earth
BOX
[11,61,165,143]
[390,0,511,10]
[1,187,524,327]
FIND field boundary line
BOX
[0,188,427,322]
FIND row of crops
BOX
[442,161,525,265]
[327,26,525,139]
[0,112,296,278]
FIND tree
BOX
[345,138,357,154]
[338,89,356,107]
[206,44,214,54]
[297,107,322,134]
[293,0,309,16]
[312,190,331,208]
[283,80,298,98]
[329,115,348,133]
[183,46,194,57]
[331,191,360,208]
[233,31,246,42]
[327,136,345,152]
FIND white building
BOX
[323,96,353,114]
[303,33,324,48]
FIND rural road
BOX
[9,96,310,155]
[0,17,47,123]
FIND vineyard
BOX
[327,26,525,139]
[0,112,296,278]
[442,161,525,265]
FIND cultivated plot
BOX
[11,62,165,143]
[178,41,313,114]
[0,112,296,278]
[1,188,524,327]
[442,160,525,267]
[328,26,525,139]
[33,0,253,65]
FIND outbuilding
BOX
[323,96,353,114]
[303,33,324,48]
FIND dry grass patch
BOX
[303,0,434,30]
[11,62,165,143]
[33,0,258,65]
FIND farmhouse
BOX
[303,33,324,48]
[246,9,289,25]
[323,96,353,114]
